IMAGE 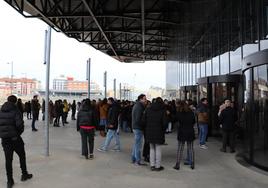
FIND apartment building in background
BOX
[0,77,40,96]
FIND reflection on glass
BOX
[188,63,192,86]
[253,65,268,168]
[198,84,207,99]
[211,83,229,132]
[193,64,196,85]
[264,6,268,38]
[180,63,184,86]
[220,52,229,75]
[166,61,178,90]
[244,65,268,169]
[197,63,201,79]
[243,43,259,58]
[230,47,242,72]
[212,56,219,76]
[261,39,268,50]
[206,60,212,76]
[178,62,181,87]
[201,61,206,77]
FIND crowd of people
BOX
[0,94,240,187]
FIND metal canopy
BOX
[4,0,268,63]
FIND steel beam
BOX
[81,0,120,61]
[64,30,173,38]
[141,0,145,58]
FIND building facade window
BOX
[201,61,206,77]
[220,52,229,75]
[206,60,212,76]
[230,47,242,72]
[212,56,219,76]
[243,44,259,58]
[196,63,201,79]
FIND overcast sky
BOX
[0,1,165,91]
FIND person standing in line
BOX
[164,100,172,134]
[0,95,33,188]
[58,100,65,126]
[173,101,196,170]
[131,94,147,166]
[31,95,39,132]
[219,99,238,153]
[143,97,167,171]
[48,100,54,124]
[142,100,151,163]
[97,97,121,152]
[196,98,209,149]
[63,99,69,124]
[53,100,60,127]
[41,99,45,121]
[98,98,109,137]
[16,98,24,119]
[24,101,31,120]
[77,99,98,159]
[71,100,77,120]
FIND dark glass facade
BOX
[165,0,268,171]
[197,75,244,136]
[243,51,268,170]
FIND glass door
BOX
[244,65,268,170]
[253,65,268,168]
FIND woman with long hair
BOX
[174,101,196,170]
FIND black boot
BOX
[7,179,14,188]
[173,163,180,170]
[21,173,33,181]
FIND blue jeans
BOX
[199,124,208,145]
[131,129,143,163]
[122,121,129,132]
[101,129,120,150]
[31,116,38,130]
[185,142,194,165]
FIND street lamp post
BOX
[103,71,107,98]
[133,73,136,100]
[86,58,91,98]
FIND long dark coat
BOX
[143,103,167,145]
[176,111,195,142]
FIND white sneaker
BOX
[97,148,107,152]
[111,148,121,152]
[199,145,208,149]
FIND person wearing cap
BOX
[0,95,33,188]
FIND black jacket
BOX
[176,111,195,142]
[132,101,145,130]
[143,103,167,144]
[0,102,24,139]
[77,105,98,131]
[219,106,238,131]
[31,99,40,118]
[107,103,120,130]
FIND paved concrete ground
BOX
[1,118,268,188]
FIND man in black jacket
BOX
[131,94,147,165]
[0,95,32,188]
[31,95,39,131]
[98,97,121,152]
[219,99,238,153]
